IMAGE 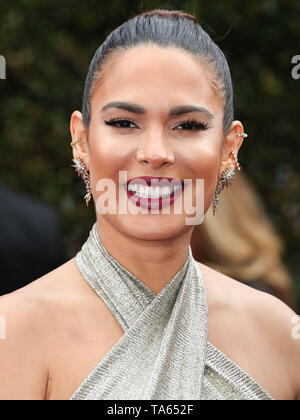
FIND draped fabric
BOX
[70,222,273,400]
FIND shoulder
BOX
[244,285,300,400]
[197,262,300,400]
[0,257,87,336]
[197,260,297,329]
[0,258,85,400]
[0,286,51,399]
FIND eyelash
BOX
[104,118,209,131]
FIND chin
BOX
[117,213,191,241]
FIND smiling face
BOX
[71,43,243,241]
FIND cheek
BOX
[184,142,220,181]
[88,131,132,181]
[183,143,220,207]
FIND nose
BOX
[136,127,175,169]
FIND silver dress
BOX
[70,222,273,400]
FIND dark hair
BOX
[82,9,234,135]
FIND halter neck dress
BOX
[69,222,273,400]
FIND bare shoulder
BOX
[0,284,51,399]
[197,262,300,400]
[239,280,300,401]
[0,258,86,400]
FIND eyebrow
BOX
[101,101,214,119]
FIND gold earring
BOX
[212,151,241,216]
[70,138,81,147]
[70,139,92,207]
[230,151,241,171]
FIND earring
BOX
[229,150,241,171]
[70,139,92,207]
[236,132,248,138]
[212,151,241,216]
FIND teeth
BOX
[173,184,181,193]
[127,184,182,199]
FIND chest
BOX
[46,300,125,400]
[46,297,292,400]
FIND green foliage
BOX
[0,0,299,309]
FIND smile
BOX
[125,176,184,210]
[128,184,182,199]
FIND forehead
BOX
[92,44,222,113]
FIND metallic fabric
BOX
[70,222,273,400]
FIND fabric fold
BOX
[70,222,273,401]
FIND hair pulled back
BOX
[82,9,234,134]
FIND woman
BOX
[0,9,299,400]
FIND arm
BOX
[0,292,49,400]
[277,306,300,401]
[291,315,300,400]
[252,292,300,400]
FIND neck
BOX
[96,218,193,295]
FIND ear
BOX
[218,120,246,178]
[70,110,90,169]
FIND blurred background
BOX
[0,0,299,311]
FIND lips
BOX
[124,176,184,211]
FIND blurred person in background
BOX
[0,182,67,295]
[191,171,295,309]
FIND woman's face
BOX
[71,44,243,241]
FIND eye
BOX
[104,118,209,131]
[104,118,138,129]
[174,119,209,131]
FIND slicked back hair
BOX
[82,9,234,135]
